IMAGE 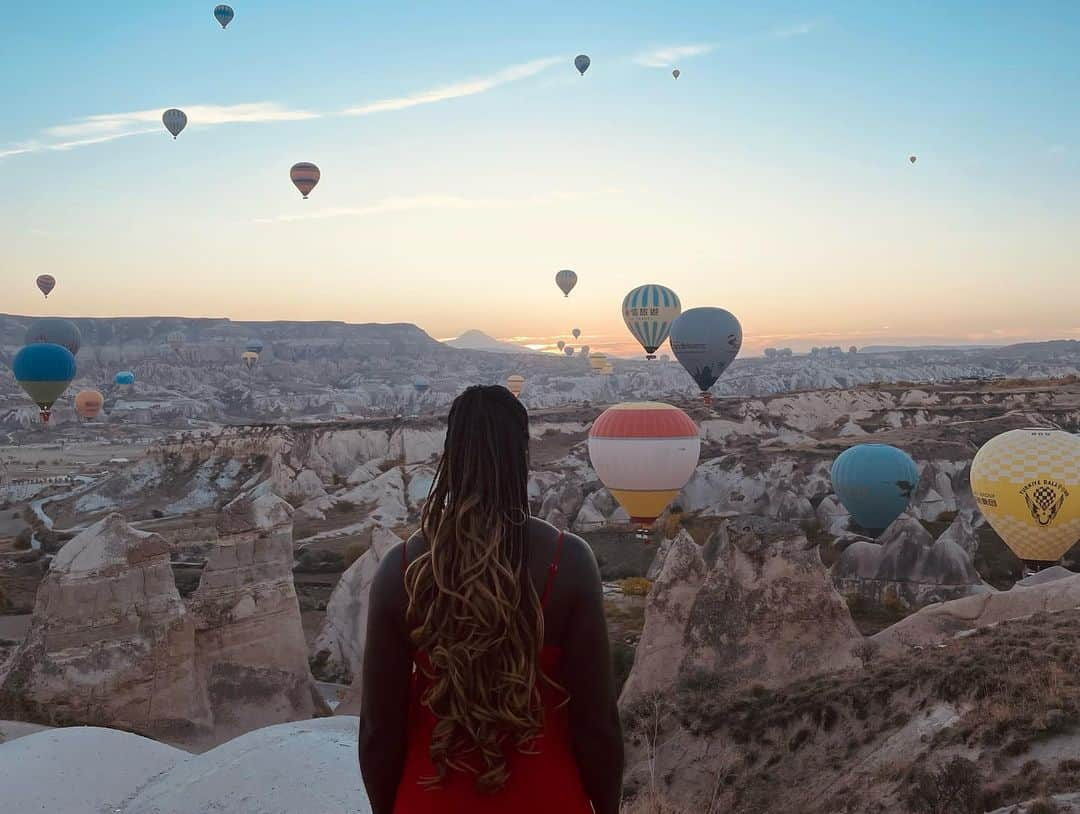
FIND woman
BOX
[359,385,624,814]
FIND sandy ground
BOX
[1,438,151,480]
[0,614,31,642]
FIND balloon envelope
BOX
[162,109,187,139]
[507,375,525,397]
[669,307,743,396]
[971,428,1080,563]
[556,340,566,351]
[572,328,581,340]
[555,269,578,297]
[241,351,259,370]
[623,284,681,358]
[672,69,680,79]
[36,274,56,298]
[115,371,135,386]
[214,4,234,28]
[564,346,575,357]
[25,318,81,356]
[290,163,321,199]
[909,155,917,164]
[831,444,919,531]
[245,340,265,354]
[13,343,77,420]
[575,54,591,75]
[588,402,700,527]
[75,389,104,419]
[580,345,590,357]
[413,376,430,394]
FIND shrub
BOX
[907,757,983,814]
[14,528,33,551]
[1029,799,1062,814]
[619,577,653,597]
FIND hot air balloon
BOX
[25,318,81,356]
[167,331,185,355]
[575,55,591,75]
[555,269,578,298]
[115,371,135,386]
[245,340,265,354]
[909,155,917,164]
[602,362,614,376]
[213,4,234,28]
[580,345,590,357]
[75,389,104,420]
[241,351,259,371]
[290,163,321,199]
[413,376,431,395]
[830,444,920,532]
[588,402,700,530]
[672,69,680,79]
[507,375,525,398]
[590,352,608,372]
[669,307,743,405]
[36,275,56,299]
[13,344,76,423]
[572,328,581,340]
[623,284,682,359]
[564,346,575,357]
[162,109,187,139]
[971,428,1080,566]
[557,340,566,351]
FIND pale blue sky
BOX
[2,2,1078,354]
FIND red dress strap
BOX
[540,532,565,609]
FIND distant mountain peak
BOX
[444,330,538,354]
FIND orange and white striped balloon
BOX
[290,162,321,199]
[588,402,700,527]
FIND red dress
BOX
[394,533,594,813]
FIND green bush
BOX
[14,528,33,551]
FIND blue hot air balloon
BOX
[25,318,82,356]
[831,444,920,532]
[622,284,681,359]
[413,376,431,395]
[13,343,77,423]
[669,307,743,404]
[115,371,136,386]
[574,54,591,75]
[213,4,234,28]
[245,340,265,354]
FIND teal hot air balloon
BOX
[13,343,76,423]
[25,318,82,356]
[830,444,920,532]
[575,54,591,75]
[245,339,265,354]
[413,376,431,395]
[214,4,234,28]
[115,371,136,386]
[623,284,681,359]
[669,307,743,404]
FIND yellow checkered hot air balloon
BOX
[970,428,1080,566]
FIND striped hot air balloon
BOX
[623,284,682,359]
[13,343,76,423]
[971,428,1080,566]
[290,163,321,199]
[555,269,578,297]
[25,318,81,356]
[588,402,700,529]
[75,389,104,419]
[241,351,259,370]
[506,375,525,398]
[36,274,56,299]
[162,109,187,139]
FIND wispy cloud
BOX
[46,102,320,139]
[772,20,820,38]
[0,127,161,159]
[633,43,716,69]
[254,191,576,224]
[344,57,562,116]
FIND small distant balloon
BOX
[672,69,680,79]
[162,109,187,139]
[507,374,525,398]
[555,269,578,297]
[241,351,259,371]
[557,340,566,351]
[115,371,136,386]
[75,389,104,420]
[564,346,575,357]
[575,54,591,75]
[36,274,56,299]
[245,340,265,354]
[25,318,81,356]
[214,4,234,28]
[413,376,430,395]
[580,345,590,357]
[909,155,917,164]
[589,353,607,373]
[572,328,581,340]
[290,162,321,199]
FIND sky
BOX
[2,1,1079,357]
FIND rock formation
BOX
[0,501,328,747]
[831,514,989,607]
[621,516,861,707]
[310,526,403,686]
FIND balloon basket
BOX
[39,410,51,424]
[701,393,712,407]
